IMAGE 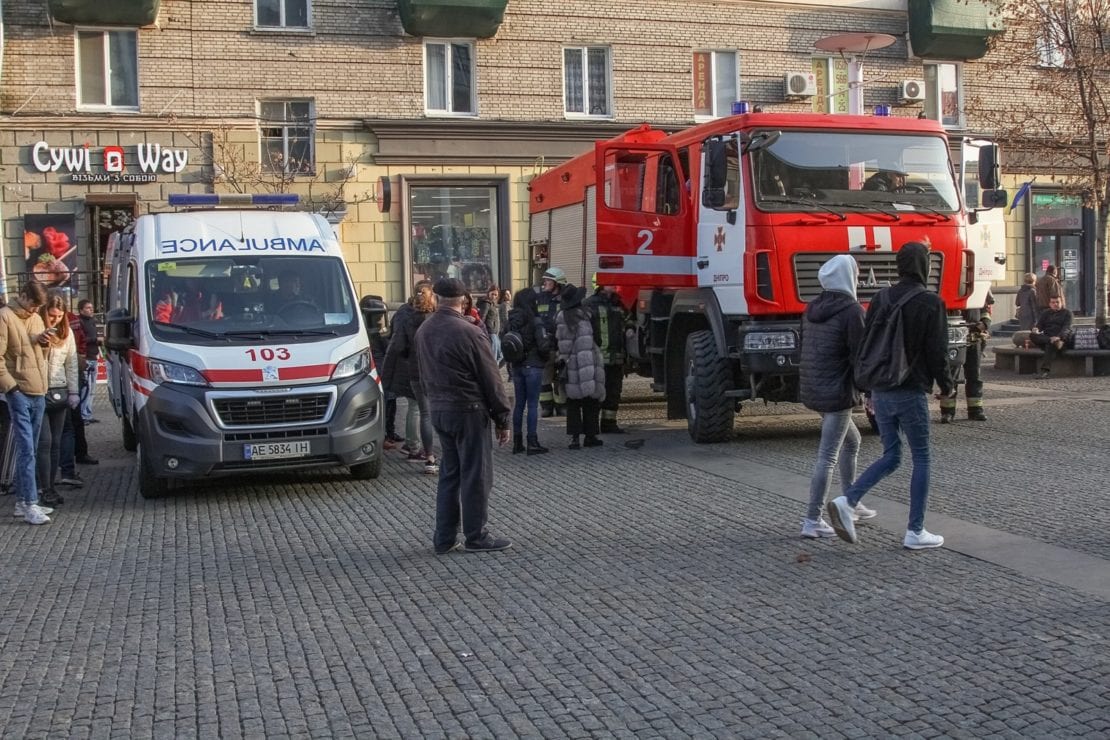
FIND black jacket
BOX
[864,245,953,396]
[504,307,550,369]
[800,291,865,412]
[1035,307,1072,338]
[381,303,429,398]
[414,307,511,429]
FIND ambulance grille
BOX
[793,252,943,303]
[214,394,332,426]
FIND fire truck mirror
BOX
[703,139,729,209]
[981,188,1008,209]
[977,144,1001,190]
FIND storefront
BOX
[1026,191,1095,315]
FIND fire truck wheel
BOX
[684,330,735,443]
[137,442,171,499]
[121,411,138,452]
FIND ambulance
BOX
[104,194,384,498]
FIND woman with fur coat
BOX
[555,284,605,449]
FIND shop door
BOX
[1032,233,1084,312]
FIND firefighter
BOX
[940,288,994,423]
[536,267,568,417]
[586,276,628,433]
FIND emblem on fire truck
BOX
[714,226,726,252]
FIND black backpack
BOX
[854,286,924,392]
[501,330,526,364]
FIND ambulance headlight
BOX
[947,325,969,346]
[744,331,796,351]
[332,349,370,380]
[148,359,208,387]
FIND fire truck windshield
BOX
[751,131,960,214]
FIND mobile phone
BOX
[44,327,58,335]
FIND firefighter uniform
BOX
[536,267,567,416]
[586,285,628,433]
[941,289,994,423]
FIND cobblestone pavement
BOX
[0,382,1107,738]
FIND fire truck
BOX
[527,112,1006,442]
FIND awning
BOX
[397,0,508,39]
[48,0,160,26]
[908,0,1004,60]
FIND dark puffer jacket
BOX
[800,255,865,413]
[504,289,550,369]
[381,302,430,399]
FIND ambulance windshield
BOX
[146,256,358,341]
[751,131,960,214]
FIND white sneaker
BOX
[852,502,877,522]
[826,496,858,544]
[903,529,944,550]
[23,504,51,525]
[800,518,836,539]
[13,501,54,517]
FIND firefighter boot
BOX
[600,420,626,434]
[512,433,525,454]
[967,400,987,421]
[939,397,957,424]
[540,402,555,418]
[526,436,549,455]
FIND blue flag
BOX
[1010,180,1033,211]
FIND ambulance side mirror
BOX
[702,139,728,209]
[105,308,134,352]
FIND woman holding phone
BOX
[36,293,79,507]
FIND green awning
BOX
[908,0,1004,60]
[398,0,508,38]
[48,0,160,26]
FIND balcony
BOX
[48,0,160,26]
[908,0,1004,60]
[397,0,508,39]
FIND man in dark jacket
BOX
[1030,295,1072,378]
[415,278,513,554]
[585,280,628,434]
[798,255,869,539]
[827,241,954,551]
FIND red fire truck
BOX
[527,112,1006,442]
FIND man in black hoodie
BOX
[827,241,954,550]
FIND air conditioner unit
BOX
[784,71,816,98]
[899,79,926,103]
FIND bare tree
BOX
[968,0,1110,324]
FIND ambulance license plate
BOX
[244,441,311,461]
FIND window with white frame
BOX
[693,51,739,118]
[1035,2,1067,68]
[76,29,138,110]
[259,100,314,175]
[923,62,962,128]
[256,0,310,29]
[425,40,476,115]
[564,46,611,117]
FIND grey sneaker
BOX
[463,536,512,553]
[13,501,54,517]
[58,475,84,488]
[826,496,858,544]
[852,502,877,522]
[23,504,51,525]
[800,518,836,539]
[903,529,944,550]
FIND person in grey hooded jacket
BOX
[798,255,870,539]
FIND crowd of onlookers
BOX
[2,283,100,525]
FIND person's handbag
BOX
[44,387,68,411]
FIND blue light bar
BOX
[167,193,300,207]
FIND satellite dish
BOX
[814,33,897,54]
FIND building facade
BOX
[3,0,1082,316]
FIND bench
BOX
[994,346,1110,376]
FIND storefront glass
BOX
[408,185,499,292]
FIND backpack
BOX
[1096,324,1110,350]
[501,330,526,364]
[853,286,924,392]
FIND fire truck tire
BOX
[121,411,138,452]
[137,442,171,499]
[684,330,735,443]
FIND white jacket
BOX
[45,332,79,393]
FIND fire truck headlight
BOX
[332,349,370,380]
[744,331,796,351]
[947,326,969,346]
[148,359,208,387]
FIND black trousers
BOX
[431,408,493,548]
[1030,332,1062,371]
[565,397,600,437]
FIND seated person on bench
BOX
[1029,295,1073,378]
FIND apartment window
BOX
[256,0,309,28]
[564,46,611,117]
[260,100,314,175]
[425,41,475,115]
[923,62,962,128]
[76,29,138,110]
[693,51,738,119]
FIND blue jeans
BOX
[846,389,932,533]
[81,362,96,421]
[806,409,861,521]
[511,365,543,437]
[6,390,45,505]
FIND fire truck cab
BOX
[528,113,1006,442]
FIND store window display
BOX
[409,185,500,293]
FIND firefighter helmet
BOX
[542,267,567,285]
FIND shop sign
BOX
[30,141,189,183]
